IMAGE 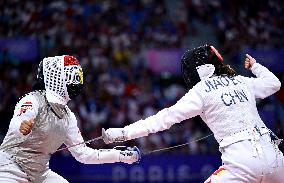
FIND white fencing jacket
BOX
[123,63,281,147]
[0,91,121,182]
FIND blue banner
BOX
[0,38,38,61]
[50,153,221,183]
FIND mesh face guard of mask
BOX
[42,55,83,105]
[181,44,223,89]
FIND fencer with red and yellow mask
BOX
[0,55,140,183]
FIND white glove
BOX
[102,128,128,144]
[116,146,141,164]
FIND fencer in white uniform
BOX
[0,55,140,183]
[102,45,283,183]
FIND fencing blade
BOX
[142,133,213,155]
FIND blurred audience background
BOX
[0,0,283,156]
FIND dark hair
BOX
[215,64,236,76]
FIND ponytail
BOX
[215,64,236,76]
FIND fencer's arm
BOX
[9,95,39,137]
[244,62,281,99]
[65,119,119,164]
[104,87,203,142]
[65,113,139,164]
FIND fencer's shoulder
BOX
[193,78,207,88]
[188,82,204,97]
[14,91,44,116]
[16,91,45,106]
[19,90,45,102]
[192,77,213,91]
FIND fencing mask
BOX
[38,55,83,105]
[181,44,223,89]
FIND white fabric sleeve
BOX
[124,87,203,140]
[65,112,120,164]
[9,94,39,137]
[242,63,281,99]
